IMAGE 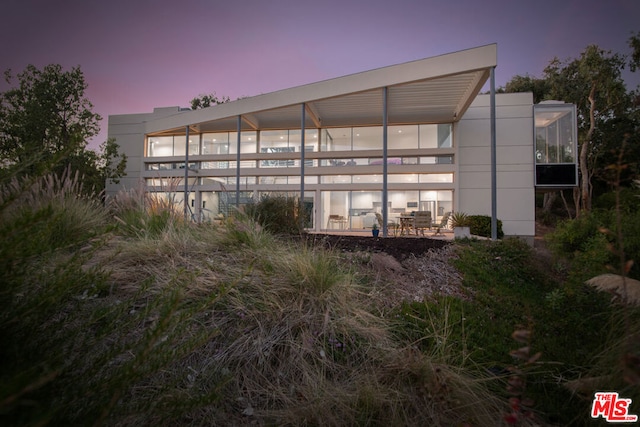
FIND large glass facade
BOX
[321,190,453,230]
[144,123,456,230]
[320,124,451,152]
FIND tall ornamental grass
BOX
[2,179,513,426]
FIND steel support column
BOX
[300,103,305,201]
[236,115,241,207]
[490,67,497,240]
[382,87,389,237]
[184,126,190,221]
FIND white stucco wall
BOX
[456,92,535,238]
[105,107,184,198]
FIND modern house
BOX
[106,44,577,241]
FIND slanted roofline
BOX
[143,44,497,135]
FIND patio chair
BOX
[431,211,451,236]
[413,211,432,236]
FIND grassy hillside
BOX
[1,174,638,426]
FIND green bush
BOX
[244,194,308,235]
[545,208,640,280]
[593,187,640,213]
[466,215,503,239]
[545,213,601,256]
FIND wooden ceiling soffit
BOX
[241,114,258,130]
[305,103,322,128]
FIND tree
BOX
[500,74,550,104]
[189,92,230,110]
[0,64,101,176]
[63,138,127,195]
[630,32,640,72]
[545,45,630,215]
[503,40,639,217]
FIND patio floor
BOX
[310,228,455,240]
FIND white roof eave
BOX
[145,43,497,135]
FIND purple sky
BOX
[2,0,639,149]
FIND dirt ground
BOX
[306,234,450,261]
[302,221,556,306]
[305,234,467,305]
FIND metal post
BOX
[184,126,189,221]
[300,103,305,201]
[300,104,306,229]
[382,87,388,237]
[236,115,241,207]
[490,67,497,240]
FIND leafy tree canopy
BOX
[1,64,100,174]
[189,92,230,110]
[0,64,127,194]
[502,36,640,213]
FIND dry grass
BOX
[3,180,514,425]
[76,212,511,426]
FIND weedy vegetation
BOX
[1,172,638,426]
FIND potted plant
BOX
[450,211,471,239]
[371,222,380,237]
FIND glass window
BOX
[260,130,290,151]
[201,161,230,169]
[535,105,576,164]
[419,124,452,148]
[203,133,229,155]
[225,177,256,185]
[353,174,383,183]
[321,175,352,184]
[201,177,227,185]
[389,125,419,149]
[148,136,173,157]
[323,128,351,151]
[146,177,196,187]
[239,160,257,168]
[419,173,454,183]
[229,131,257,154]
[259,176,289,185]
[304,129,319,152]
[353,127,382,151]
[146,163,175,170]
[174,136,186,156]
[419,155,454,164]
[388,174,419,183]
[322,191,352,229]
[189,134,200,155]
[419,190,453,220]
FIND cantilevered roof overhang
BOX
[146,44,497,135]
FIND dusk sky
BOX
[2,0,639,149]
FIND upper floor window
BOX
[148,135,199,156]
[534,103,578,187]
[535,104,576,164]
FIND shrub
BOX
[244,194,308,235]
[545,208,640,281]
[467,215,503,239]
[545,212,601,256]
[593,187,640,213]
[450,211,469,227]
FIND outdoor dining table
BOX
[399,216,414,235]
